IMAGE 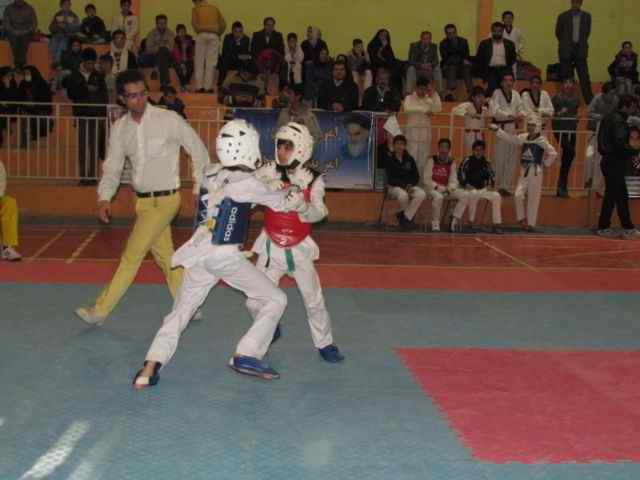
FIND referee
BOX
[76,69,210,325]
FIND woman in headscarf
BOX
[17,65,53,145]
[301,26,328,64]
[367,29,402,90]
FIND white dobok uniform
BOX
[490,88,524,190]
[247,163,334,350]
[145,166,293,367]
[452,101,489,153]
[403,91,442,183]
[521,90,555,123]
[495,129,557,227]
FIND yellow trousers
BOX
[95,192,183,317]
[0,196,19,247]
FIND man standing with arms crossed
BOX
[75,69,210,325]
[192,0,226,93]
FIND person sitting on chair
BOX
[384,135,425,230]
[424,138,467,232]
[458,140,503,233]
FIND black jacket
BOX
[598,110,639,160]
[475,38,517,78]
[301,38,328,64]
[251,29,285,58]
[220,33,251,72]
[65,69,108,117]
[367,32,397,72]
[81,16,107,39]
[439,36,471,66]
[608,51,639,83]
[362,85,401,112]
[458,155,495,190]
[317,79,358,112]
[385,151,419,189]
[555,9,591,60]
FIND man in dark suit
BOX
[250,16,284,59]
[475,22,517,96]
[317,61,358,112]
[555,0,593,103]
[439,23,473,101]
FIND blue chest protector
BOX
[212,197,252,245]
[521,142,545,176]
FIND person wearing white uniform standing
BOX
[424,138,468,232]
[491,114,558,231]
[490,71,525,196]
[521,75,555,124]
[248,122,344,364]
[452,86,489,154]
[403,77,442,184]
[133,120,304,388]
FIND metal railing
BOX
[0,102,599,196]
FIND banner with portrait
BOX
[231,108,375,189]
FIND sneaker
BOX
[318,344,345,363]
[431,221,440,232]
[2,247,22,262]
[492,225,504,235]
[396,210,408,226]
[622,229,640,240]
[228,355,280,380]
[75,306,106,326]
[450,217,461,233]
[596,228,620,239]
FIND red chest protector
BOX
[432,161,452,187]
[264,182,312,247]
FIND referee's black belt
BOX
[136,189,179,198]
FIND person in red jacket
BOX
[249,122,344,363]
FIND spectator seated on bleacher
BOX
[303,46,331,102]
[48,0,81,64]
[439,23,473,101]
[219,21,251,86]
[424,138,467,232]
[140,14,175,90]
[2,0,38,68]
[406,30,441,96]
[346,38,372,106]
[158,86,187,118]
[173,24,194,92]
[109,29,138,75]
[317,60,358,112]
[54,36,82,91]
[384,134,426,231]
[362,66,401,112]
[608,41,638,97]
[79,3,107,45]
[283,32,303,86]
[367,29,403,93]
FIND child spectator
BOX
[173,24,195,92]
[80,3,107,44]
[608,41,638,96]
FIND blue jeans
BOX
[49,36,68,63]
